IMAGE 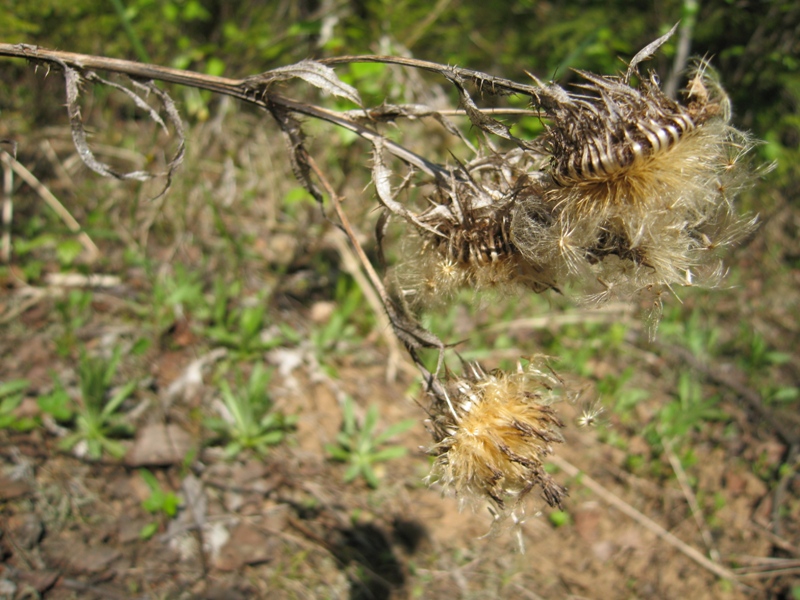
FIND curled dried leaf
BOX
[245,60,362,107]
[63,67,185,201]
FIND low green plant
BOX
[36,379,73,422]
[647,372,727,446]
[205,364,296,458]
[326,396,415,488]
[0,379,36,432]
[204,287,282,357]
[150,263,205,334]
[54,289,93,357]
[307,276,374,379]
[44,347,137,460]
[138,469,181,540]
[548,509,572,528]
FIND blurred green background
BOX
[1,0,797,187]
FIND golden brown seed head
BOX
[426,362,567,517]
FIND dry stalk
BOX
[0,149,100,260]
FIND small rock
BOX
[0,579,16,597]
[310,301,336,324]
[71,545,122,574]
[231,461,268,486]
[125,423,193,467]
[262,504,290,532]
[43,539,121,574]
[591,540,614,562]
[214,523,280,571]
[7,513,44,549]
[119,518,150,544]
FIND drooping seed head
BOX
[426,360,567,517]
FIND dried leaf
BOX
[267,103,323,203]
[626,22,679,82]
[63,67,185,201]
[64,66,148,181]
[246,60,362,107]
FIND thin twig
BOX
[662,437,722,563]
[39,139,77,189]
[747,520,800,556]
[0,44,449,180]
[328,226,416,382]
[306,154,446,393]
[1,147,11,262]
[735,567,800,579]
[548,454,747,589]
[0,150,100,260]
[664,0,698,99]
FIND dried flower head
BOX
[391,150,558,308]
[426,360,567,518]
[511,59,759,321]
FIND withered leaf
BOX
[245,60,362,107]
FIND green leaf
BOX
[342,396,356,435]
[87,438,103,460]
[375,419,416,444]
[253,430,284,447]
[131,337,152,356]
[162,493,181,517]
[0,379,30,397]
[362,404,379,438]
[101,380,137,419]
[370,446,407,462]
[139,522,159,540]
[326,444,350,462]
[239,305,265,338]
[139,469,160,492]
[343,463,362,483]
[0,394,23,415]
[223,441,244,460]
[771,387,800,403]
[101,438,126,459]
[361,464,380,488]
[56,239,83,265]
[58,432,82,452]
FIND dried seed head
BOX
[510,60,758,323]
[426,361,567,518]
[391,152,557,308]
[394,208,553,308]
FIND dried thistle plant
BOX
[0,27,765,540]
[389,148,557,309]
